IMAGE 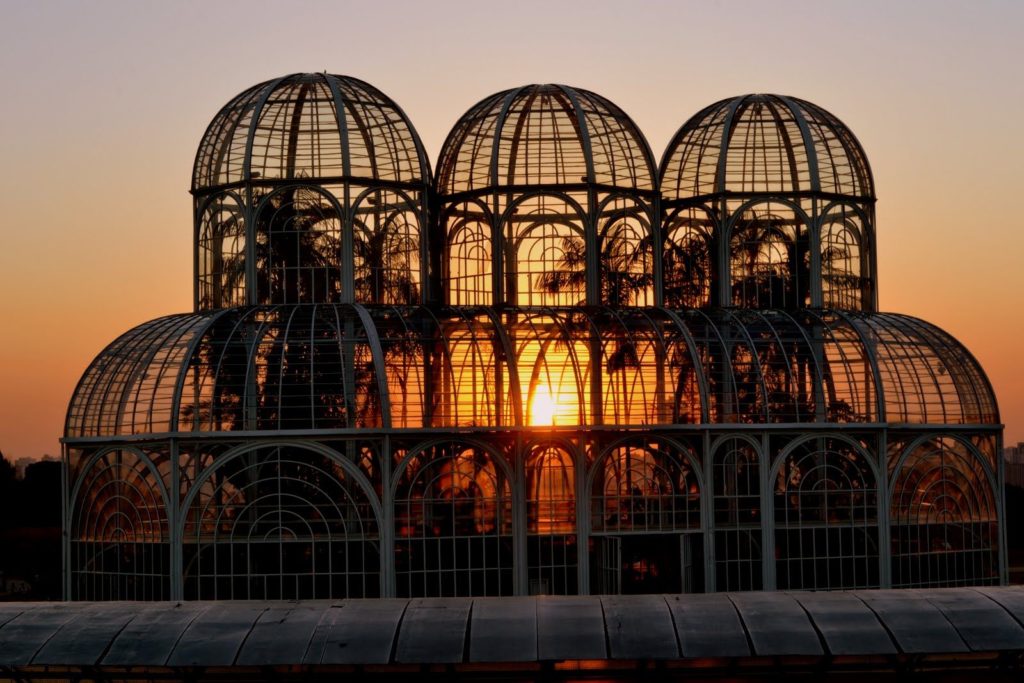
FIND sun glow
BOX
[530,384,557,426]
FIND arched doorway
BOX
[181,443,381,600]
[526,443,578,594]
[392,441,514,597]
[590,438,702,593]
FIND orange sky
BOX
[1,0,1022,459]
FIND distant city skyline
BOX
[0,0,1022,459]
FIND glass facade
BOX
[63,76,1003,600]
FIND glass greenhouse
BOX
[63,75,1003,601]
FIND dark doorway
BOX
[592,534,704,594]
[621,534,678,594]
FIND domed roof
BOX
[660,94,874,200]
[437,84,655,195]
[192,73,430,192]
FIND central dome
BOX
[437,85,657,307]
[438,84,655,194]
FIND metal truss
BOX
[61,76,1005,601]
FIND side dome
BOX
[659,95,877,311]
[660,94,874,199]
[437,85,657,308]
[438,84,654,194]
[192,73,429,190]
[192,74,432,309]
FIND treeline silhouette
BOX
[0,452,61,600]
[1005,483,1024,584]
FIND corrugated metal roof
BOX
[2,588,1024,676]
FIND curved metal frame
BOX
[192,74,432,309]
[69,445,172,600]
[62,79,1005,600]
[179,441,383,600]
[661,94,877,311]
[770,434,881,590]
[888,434,999,588]
[390,437,515,597]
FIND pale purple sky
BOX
[1,0,1022,458]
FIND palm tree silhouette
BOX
[353,206,421,305]
[663,218,713,309]
[253,185,343,305]
[199,199,246,309]
[531,221,655,423]
[534,222,653,307]
[729,210,809,309]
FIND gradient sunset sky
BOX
[1,0,1022,459]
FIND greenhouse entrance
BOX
[592,533,703,594]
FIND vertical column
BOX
[192,200,201,311]
[245,187,258,306]
[867,206,879,312]
[576,436,591,595]
[809,206,823,308]
[514,435,528,595]
[717,204,732,308]
[878,429,892,588]
[170,438,183,600]
[381,434,395,598]
[652,195,664,308]
[341,185,354,303]
[61,444,70,601]
[760,431,776,591]
[702,429,715,593]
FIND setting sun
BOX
[530,384,557,426]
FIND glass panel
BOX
[393,443,513,597]
[526,444,577,595]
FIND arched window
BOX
[393,443,513,597]
[810,310,878,423]
[598,312,665,426]
[590,440,702,594]
[664,209,714,308]
[821,208,867,310]
[741,311,819,423]
[669,343,703,424]
[891,438,998,587]
[592,442,700,534]
[374,314,427,429]
[729,204,807,309]
[353,190,422,305]
[70,448,170,600]
[241,307,382,431]
[432,316,507,428]
[516,313,592,428]
[508,195,586,307]
[514,221,585,306]
[711,437,762,591]
[526,444,577,594]
[254,186,342,304]
[446,210,493,306]
[182,445,380,600]
[197,194,246,309]
[728,338,764,423]
[598,200,653,307]
[773,439,879,589]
